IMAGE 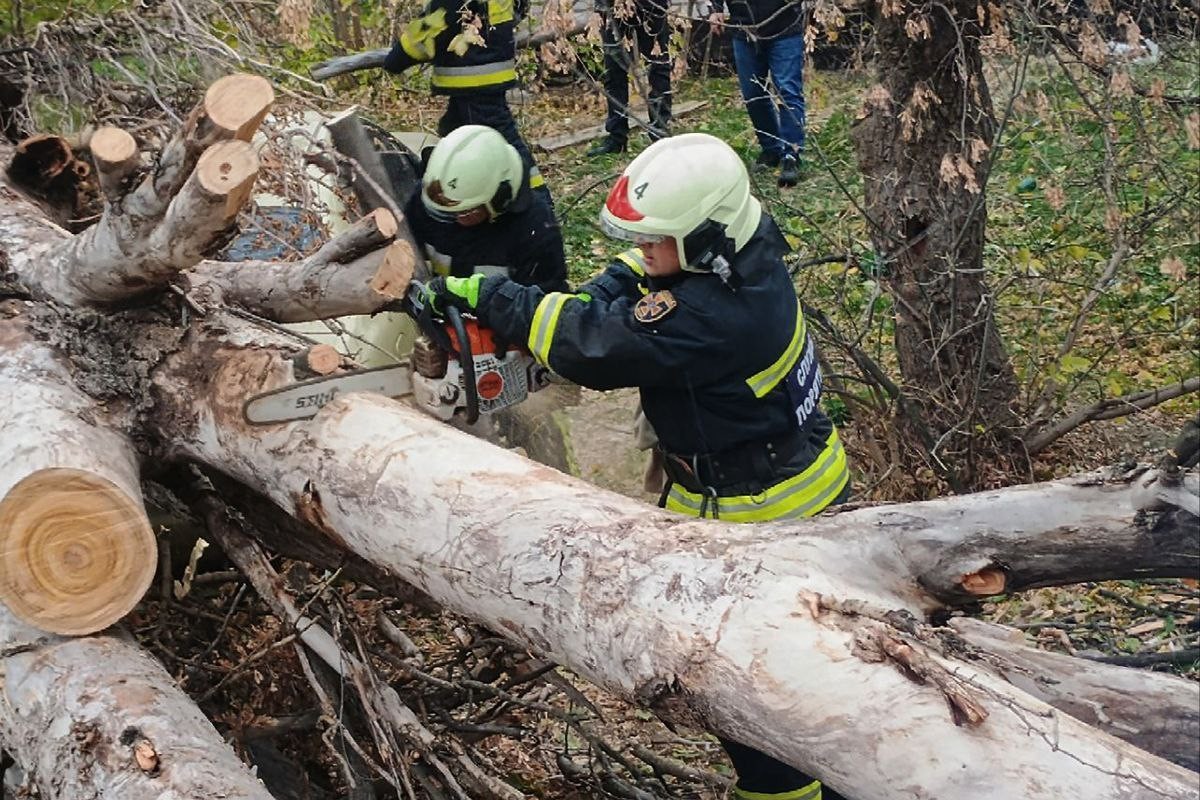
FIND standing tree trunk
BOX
[853,1,1024,489]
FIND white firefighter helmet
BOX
[422,125,525,219]
[599,133,762,273]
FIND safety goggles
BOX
[424,181,491,226]
[598,213,666,245]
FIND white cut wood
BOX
[186,207,416,322]
[89,126,142,202]
[149,314,1200,800]
[0,604,272,799]
[0,309,156,635]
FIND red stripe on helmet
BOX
[604,175,644,221]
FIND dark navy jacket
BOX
[406,181,568,293]
[477,215,820,456]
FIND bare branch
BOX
[1026,377,1200,455]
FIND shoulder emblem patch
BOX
[634,290,678,325]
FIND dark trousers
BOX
[438,93,554,210]
[721,738,847,800]
[600,9,672,142]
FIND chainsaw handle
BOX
[445,306,480,425]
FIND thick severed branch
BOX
[0,604,273,799]
[0,308,156,634]
[184,207,415,322]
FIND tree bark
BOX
[852,2,1024,487]
[0,304,156,635]
[0,604,272,799]
[950,618,1200,772]
[141,309,1200,800]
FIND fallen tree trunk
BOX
[0,604,272,799]
[0,303,156,635]
[140,308,1199,800]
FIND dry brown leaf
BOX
[1159,255,1187,282]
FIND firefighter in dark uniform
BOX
[409,125,567,293]
[382,0,552,208]
[425,133,850,800]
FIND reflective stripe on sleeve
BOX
[665,428,849,522]
[486,0,515,23]
[745,305,806,398]
[399,9,448,60]
[527,292,574,365]
[616,248,646,277]
[615,248,649,295]
[733,780,822,800]
[431,61,517,89]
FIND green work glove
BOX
[424,274,484,315]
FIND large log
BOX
[0,604,272,799]
[0,304,155,634]
[145,311,1200,800]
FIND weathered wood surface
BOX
[0,604,272,799]
[185,207,416,322]
[144,307,1200,800]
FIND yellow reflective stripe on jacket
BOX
[487,0,514,23]
[664,428,849,522]
[616,248,646,277]
[734,780,822,800]
[745,305,806,398]
[527,292,574,365]
[615,248,649,295]
[400,8,448,60]
[431,61,517,89]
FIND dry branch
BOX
[1026,377,1200,455]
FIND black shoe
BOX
[587,136,627,157]
[778,154,800,187]
[754,150,782,171]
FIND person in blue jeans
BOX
[708,0,807,187]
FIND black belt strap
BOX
[659,422,814,495]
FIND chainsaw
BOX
[243,283,550,426]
